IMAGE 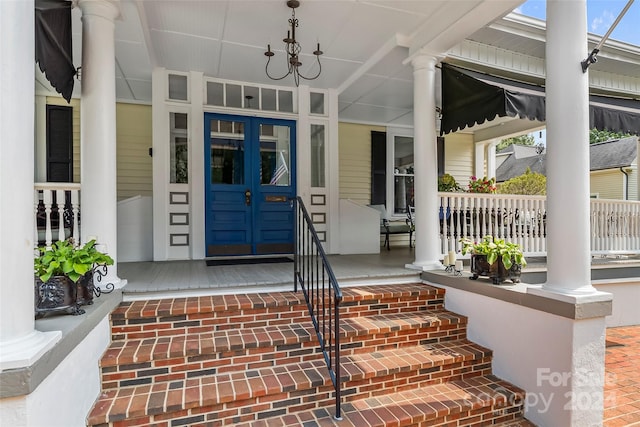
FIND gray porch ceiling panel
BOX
[441,63,640,135]
[36,0,524,126]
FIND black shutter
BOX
[437,136,445,176]
[46,105,73,183]
[371,131,386,205]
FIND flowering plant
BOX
[460,236,526,270]
[468,176,497,193]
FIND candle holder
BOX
[454,260,463,276]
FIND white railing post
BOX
[55,189,65,243]
[71,190,80,245]
[43,189,52,248]
[34,189,40,247]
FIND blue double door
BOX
[204,113,296,256]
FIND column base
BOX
[528,286,612,304]
[0,330,61,372]
[405,260,445,272]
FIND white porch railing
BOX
[34,183,81,248]
[438,192,640,257]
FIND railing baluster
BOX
[43,189,53,249]
[34,190,40,247]
[71,189,80,245]
[55,189,65,243]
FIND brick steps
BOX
[230,375,526,427]
[88,340,493,426]
[98,308,468,391]
[87,283,534,427]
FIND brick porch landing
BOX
[605,325,640,426]
[87,283,534,426]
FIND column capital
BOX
[77,0,121,21]
[409,51,442,71]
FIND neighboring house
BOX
[496,137,639,200]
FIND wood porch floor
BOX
[119,248,424,300]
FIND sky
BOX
[514,0,640,47]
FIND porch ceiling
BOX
[36,0,524,128]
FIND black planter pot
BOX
[34,275,86,318]
[76,272,95,306]
[470,254,522,284]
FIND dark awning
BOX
[35,0,75,103]
[440,63,640,136]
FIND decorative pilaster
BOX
[0,0,60,371]
[78,0,126,288]
[406,53,442,271]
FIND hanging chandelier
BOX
[264,0,322,87]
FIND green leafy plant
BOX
[460,236,526,270]
[438,173,461,192]
[497,168,546,195]
[34,239,114,283]
[468,176,496,193]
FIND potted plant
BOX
[460,236,526,284]
[438,173,461,192]
[34,239,114,317]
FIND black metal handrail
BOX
[292,196,343,420]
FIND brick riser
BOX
[100,309,466,390]
[88,284,532,427]
[90,350,498,427]
[110,284,444,342]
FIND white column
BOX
[529,5,611,424]
[541,0,596,295]
[78,0,126,287]
[0,0,60,371]
[486,140,498,180]
[407,53,442,270]
[474,143,485,179]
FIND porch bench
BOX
[369,204,414,250]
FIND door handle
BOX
[245,190,251,206]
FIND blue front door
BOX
[204,113,296,256]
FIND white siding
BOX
[591,169,624,200]
[338,122,385,204]
[116,103,153,200]
[444,133,474,188]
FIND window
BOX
[204,79,295,113]
[393,135,414,215]
[310,92,325,115]
[168,74,188,101]
[310,124,325,187]
[170,112,188,183]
